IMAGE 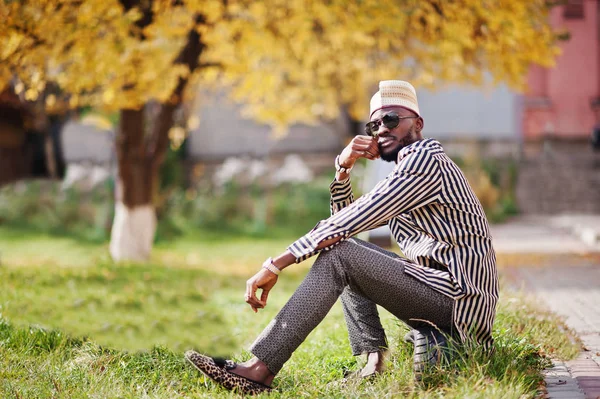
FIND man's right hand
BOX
[337,136,380,177]
[339,136,380,167]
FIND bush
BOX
[157,177,333,239]
[453,156,520,223]
[0,176,334,243]
[0,179,114,242]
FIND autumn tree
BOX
[0,0,560,261]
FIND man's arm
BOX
[289,149,441,262]
[329,136,380,215]
[245,136,379,312]
[244,236,345,312]
[245,149,442,312]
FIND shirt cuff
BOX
[329,177,353,201]
[288,232,320,262]
[288,228,352,263]
[330,176,351,190]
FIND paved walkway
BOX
[491,215,600,255]
[508,265,600,399]
[494,215,600,399]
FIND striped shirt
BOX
[288,138,499,349]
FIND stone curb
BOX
[544,354,600,399]
[543,360,585,398]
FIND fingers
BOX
[340,136,380,166]
[367,139,380,159]
[352,140,379,160]
[245,280,263,311]
[353,135,375,144]
[260,289,270,307]
[362,150,379,160]
[245,272,275,312]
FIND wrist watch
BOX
[262,257,281,275]
[335,155,353,174]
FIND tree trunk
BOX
[110,201,157,261]
[109,108,157,261]
[109,15,204,262]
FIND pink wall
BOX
[523,0,599,139]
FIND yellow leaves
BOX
[124,6,143,24]
[143,6,194,39]
[81,113,114,131]
[45,94,57,108]
[14,82,24,96]
[185,0,225,24]
[24,89,38,101]
[168,126,186,150]
[2,32,26,60]
[186,115,200,130]
[102,89,115,104]
[0,0,559,130]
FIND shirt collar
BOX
[397,138,440,162]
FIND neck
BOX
[401,131,422,148]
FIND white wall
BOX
[188,92,348,160]
[417,84,518,138]
[61,121,114,164]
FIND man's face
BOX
[370,106,423,163]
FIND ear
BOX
[415,116,424,132]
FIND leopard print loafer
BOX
[184,350,272,395]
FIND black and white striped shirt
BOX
[288,138,499,349]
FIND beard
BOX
[378,125,420,163]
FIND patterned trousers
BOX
[249,238,454,374]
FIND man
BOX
[185,80,499,395]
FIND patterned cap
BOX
[369,80,420,119]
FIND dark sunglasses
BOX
[364,112,418,136]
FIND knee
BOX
[313,240,353,271]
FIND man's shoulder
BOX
[398,138,444,162]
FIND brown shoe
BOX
[185,350,272,395]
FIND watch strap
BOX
[335,155,353,174]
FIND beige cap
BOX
[369,80,420,119]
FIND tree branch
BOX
[146,14,205,164]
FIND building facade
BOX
[517,0,600,214]
[523,0,598,139]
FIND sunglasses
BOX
[364,112,418,136]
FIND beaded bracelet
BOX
[262,257,281,275]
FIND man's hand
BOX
[338,136,380,169]
[245,268,278,313]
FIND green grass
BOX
[0,226,579,398]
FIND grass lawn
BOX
[0,226,579,398]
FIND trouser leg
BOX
[340,240,403,355]
[340,287,387,356]
[249,238,453,375]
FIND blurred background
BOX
[1,0,597,260]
